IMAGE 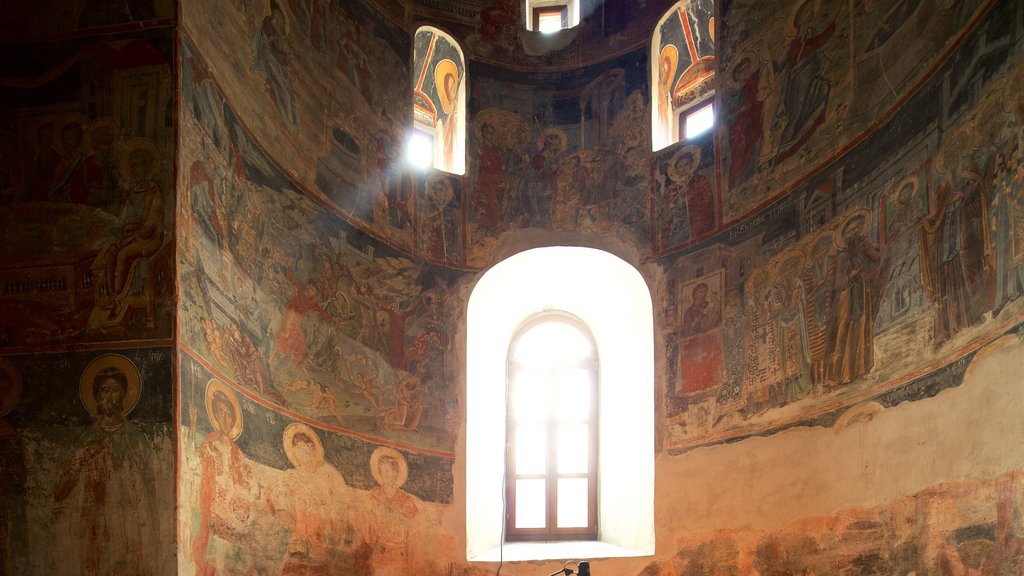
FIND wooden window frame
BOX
[505,313,599,542]
[534,5,569,32]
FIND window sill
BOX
[470,540,650,563]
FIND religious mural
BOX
[178,353,455,575]
[0,32,175,347]
[0,349,174,575]
[179,34,458,456]
[652,0,716,150]
[170,0,1024,573]
[717,0,992,224]
[413,27,466,175]
[664,1,1024,451]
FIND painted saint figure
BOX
[53,355,159,576]
[355,447,421,576]
[825,212,884,386]
[471,120,508,233]
[921,149,992,344]
[252,0,298,127]
[193,381,260,576]
[681,282,721,337]
[657,44,679,148]
[92,138,165,321]
[772,0,835,163]
[435,60,460,173]
[269,423,352,575]
[271,267,332,366]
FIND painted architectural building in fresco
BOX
[1,0,1023,574]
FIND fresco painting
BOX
[0,33,175,347]
[412,28,465,174]
[653,0,716,150]
[676,271,725,397]
[717,0,991,224]
[0,349,174,575]
[653,138,717,253]
[179,50,457,453]
[665,4,1024,451]
[179,354,454,576]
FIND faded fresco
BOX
[717,0,992,223]
[171,0,1024,573]
[638,468,1024,575]
[180,36,458,454]
[0,32,175,347]
[182,0,414,251]
[0,349,175,575]
[178,353,455,575]
[664,1,1024,451]
[466,56,653,264]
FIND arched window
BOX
[525,0,580,32]
[506,313,598,542]
[411,27,465,174]
[652,0,716,150]
[466,246,654,562]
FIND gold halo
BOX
[0,358,22,417]
[787,0,820,38]
[118,137,162,182]
[434,59,459,115]
[658,44,679,90]
[726,49,760,90]
[537,128,567,155]
[775,247,807,278]
[283,422,325,470]
[79,354,142,418]
[835,207,872,247]
[370,446,408,489]
[891,175,919,206]
[809,229,837,258]
[205,379,243,440]
[668,144,702,183]
[85,116,122,157]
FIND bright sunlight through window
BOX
[684,102,714,139]
[406,130,433,170]
[466,246,654,562]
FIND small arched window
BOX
[506,313,598,541]
[652,0,716,150]
[412,27,466,174]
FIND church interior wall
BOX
[1,0,1023,574]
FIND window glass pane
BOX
[513,321,592,364]
[556,478,589,528]
[555,368,590,420]
[556,424,588,474]
[684,103,714,139]
[515,479,547,528]
[538,9,563,33]
[515,424,547,475]
[512,369,548,421]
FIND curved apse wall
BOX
[177,0,1024,574]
